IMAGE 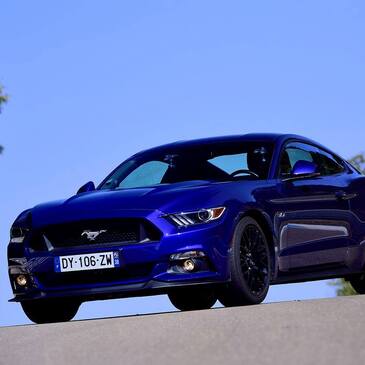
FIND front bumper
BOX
[8,216,232,302]
[9,277,226,302]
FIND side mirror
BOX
[77,181,95,195]
[283,160,319,181]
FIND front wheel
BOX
[21,298,80,324]
[168,287,217,311]
[218,217,271,307]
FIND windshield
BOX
[99,141,273,190]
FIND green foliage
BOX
[0,84,8,111]
[0,84,8,154]
[348,154,365,174]
[330,278,357,296]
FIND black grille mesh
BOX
[30,219,161,250]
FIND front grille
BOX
[30,218,161,251]
[36,263,154,287]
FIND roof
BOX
[134,133,314,156]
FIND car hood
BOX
[30,180,241,227]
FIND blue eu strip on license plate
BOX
[54,251,120,273]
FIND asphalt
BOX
[1,295,365,365]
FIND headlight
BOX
[10,227,29,243]
[10,209,32,243]
[165,207,226,227]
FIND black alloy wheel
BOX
[349,274,365,294]
[218,216,271,307]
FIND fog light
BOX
[182,259,196,272]
[15,275,28,287]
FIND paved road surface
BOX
[1,295,365,365]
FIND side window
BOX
[118,161,169,188]
[286,147,313,166]
[279,143,313,177]
[209,153,248,174]
[312,149,344,176]
[279,142,345,178]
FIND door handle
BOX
[335,191,357,201]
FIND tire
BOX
[168,286,217,311]
[218,216,271,307]
[21,298,80,324]
[349,274,365,294]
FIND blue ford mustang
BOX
[8,133,365,323]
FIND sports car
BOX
[8,133,365,323]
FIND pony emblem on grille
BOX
[81,230,107,241]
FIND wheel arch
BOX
[240,209,278,280]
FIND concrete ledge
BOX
[1,295,365,365]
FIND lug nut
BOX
[15,275,28,287]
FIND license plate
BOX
[54,252,120,273]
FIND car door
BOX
[274,141,352,271]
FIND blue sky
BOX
[0,1,364,326]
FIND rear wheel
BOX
[218,217,271,307]
[168,287,217,311]
[21,298,80,324]
[349,274,365,294]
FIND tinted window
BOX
[209,153,248,174]
[316,149,345,176]
[279,142,344,178]
[119,161,169,188]
[100,141,274,190]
